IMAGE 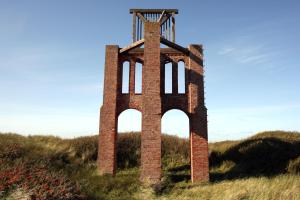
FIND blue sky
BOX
[0,0,299,141]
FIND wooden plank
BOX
[168,18,171,40]
[140,16,143,38]
[172,12,175,43]
[160,37,189,55]
[132,12,136,42]
[160,14,170,25]
[130,9,178,14]
[137,17,140,40]
[158,10,166,22]
[136,13,147,23]
[165,19,168,40]
[120,39,145,54]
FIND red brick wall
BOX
[98,25,209,184]
[140,22,162,183]
[188,45,209,182]
[98,45,119,175]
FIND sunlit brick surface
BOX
[98,11,209,184]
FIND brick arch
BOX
[163,58,172,64]
[116,108,141,169]
[161,100,189,117]
[98,23,209,183]
[117,108,142,129]
[178,57,185,62]
[161,108,190,121]
[161,109,190,144]
[134,57,144,64]
[119,60,130,70]
[117,101,142,117]
[120,59,130,63]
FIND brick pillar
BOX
[161,61,165,93]
[141,22,162,184]
[172,61,178,94]
[129,60,135,94]
[188,44,209,182]
[98,45,119,175]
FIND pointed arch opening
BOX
[117,109,141,169]
[164,62,172,94]
[122,61,130,94]
[135,61,143,94]
[178,60,185,94]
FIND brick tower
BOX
[98,9,209,184]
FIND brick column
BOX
[188,44,209,182]
[161,61,165,93]
[141,22,162,184]
[98,45,119,175]
[172,61,178,94]
[129,60,136,94]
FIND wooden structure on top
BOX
[130,9,178,43]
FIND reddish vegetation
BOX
[0,164,84,199]
[0,143,86,200]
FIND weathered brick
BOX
[98,10,209,184]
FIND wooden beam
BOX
[139,16,142,38]
[120,39,145,54]
[136,13,147,23]
[160,37,189,55]
[172,12,175,43]
[132,12,136,42]
[137,17,140,40]
[168,18,171,40]
[160,13,170,25]
[158,10,166,22]
[130,9,178,14]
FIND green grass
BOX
[0,131,299,199]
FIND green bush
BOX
[67,135,98,163]
[117,132,141,168]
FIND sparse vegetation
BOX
[0,131,299,199]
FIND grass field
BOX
[0,131,299,200]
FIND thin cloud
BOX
[218,47,236,55]
[238,54,269,64]
[218,43,272,65]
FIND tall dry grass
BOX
[0,130,299,200]
[160,174,300,200]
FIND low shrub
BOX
[0,143,25,161]
[117,133,141,168]
[67,136,98,163]
[0,162,86,200]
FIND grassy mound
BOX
[0,131,299,200]
[209,131,300,180]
